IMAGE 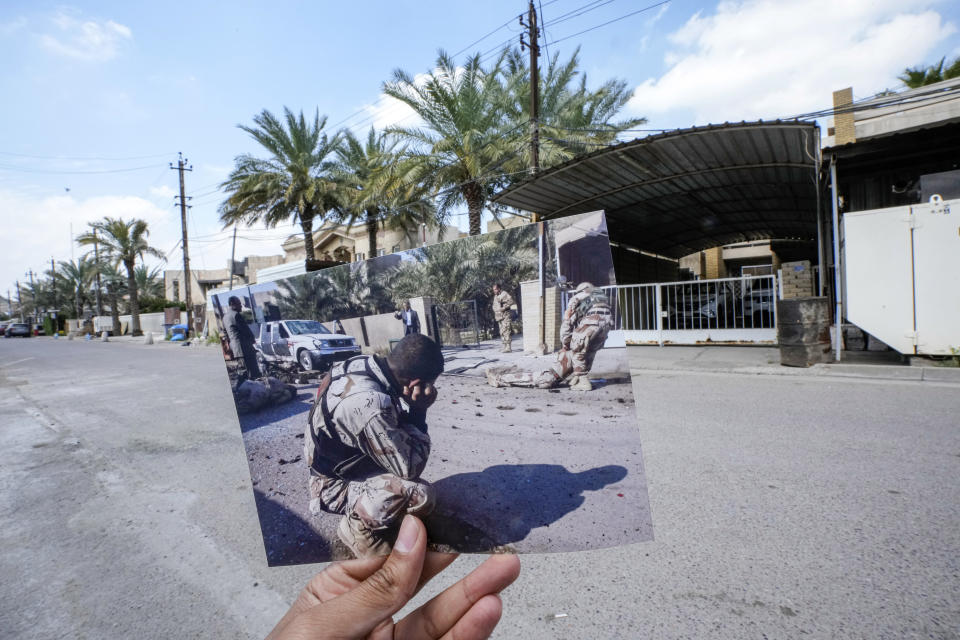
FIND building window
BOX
[172,280,180,301]
[355,252,365,262]
[377,248,386,257]
[392,244,401,253]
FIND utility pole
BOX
[16,280,24,322]
[92,228,104,317]
[171,152,194,336]
[51,257,58,311]
[26,269,36,325]
[522,0,541,174]
[228,225,238,291]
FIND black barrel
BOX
[778,297,831,367]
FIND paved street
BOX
[1,337,958,638]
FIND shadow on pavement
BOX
[253,488,334,566]
[426,463,628,552]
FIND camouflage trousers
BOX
[497,316,512,349]
[486,321,610,388]
[308,473,435,531]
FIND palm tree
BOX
[383,51,517,236]
[499,46,647,163]
[899,56,960,88]
[78,218,165,336]
[276,263,378,322]
[220,108,342,268]
[99,263,126,335]
[335,128,435,257]
[54,257,98,319]
[134,264,164,299]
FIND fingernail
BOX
[393,515,418,554]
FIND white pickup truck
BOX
[257,319,361,372]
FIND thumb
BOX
[310,515,427,638]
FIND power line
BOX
[544,0,670,46]
[0,150,176,161]
[0,163,168,175]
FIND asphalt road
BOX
[1,337,958,639]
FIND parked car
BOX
[742,283,776,326]
[5,322,32,337]
[668,283,737,329]
[257,319,360,372]
[0,322,9,336]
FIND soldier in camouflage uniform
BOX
[491,283,516,353]
[305,333,445,558]
[486,282,613,391]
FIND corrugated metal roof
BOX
[493,121,820,258]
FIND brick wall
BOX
[780,260,814,299]
[520,280,561,353]
[833,87,856,145]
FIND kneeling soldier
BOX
[305,333,444,558]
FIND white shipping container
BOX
[843,197,960,355]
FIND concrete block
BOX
[780,342,831,367]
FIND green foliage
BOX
[77,217,165,335]
[134,264,164,298]
[43,316,55,336]
[220,108,341,264]
[138,296,186,313]
[899,56,960,88]
[384,47,645,236]
[205,329,221,345]
[274,224,539,332]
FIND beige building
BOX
[164,254,285,306]
[281,221,464,263]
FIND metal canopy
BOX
[493,121,820,258]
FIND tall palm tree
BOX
[220,108,342,268]
[78,218,165,336]
[383,51,517,236]
[54,257,98,319]
[134,264,164,299]
[335,127,435,257]
[99,263,126,335]
[499,46,647,163]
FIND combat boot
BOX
[569,374,593,391]
[338,513,393,558]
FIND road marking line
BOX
[1,357,34,368]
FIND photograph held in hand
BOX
[210,211,652,564]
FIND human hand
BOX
[267,515,520,640]
[403,379,438,411]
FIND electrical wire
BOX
[544,0,670,47]
[0,150,176,161]
[0,162,168,175]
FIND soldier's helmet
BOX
[575,282,595,294]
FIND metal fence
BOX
[563,275,779,345]
[431,300,480,347]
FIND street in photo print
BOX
[210,211,652,565]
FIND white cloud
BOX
[628,0,957,128]
[148,185,176,201]
[0,189,176,288]
[40,11,132,61]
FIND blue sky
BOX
[2,0,958,300]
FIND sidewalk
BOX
[627,345,960,384]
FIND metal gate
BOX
[431,300,480,347]
[562,275,778,345]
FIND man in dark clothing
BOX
[393,301,420,335]
[225,296,261,379]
